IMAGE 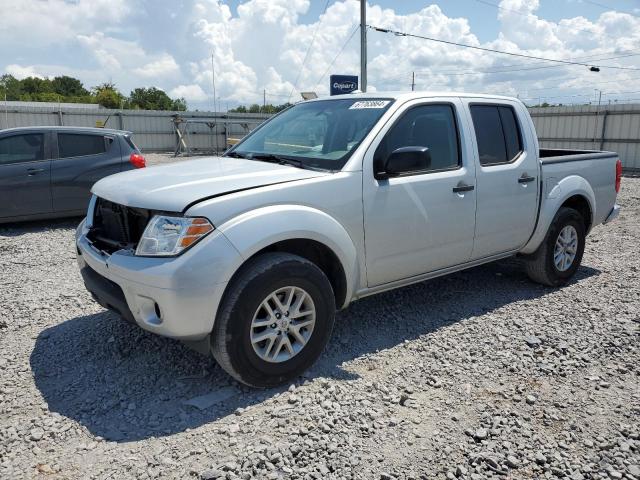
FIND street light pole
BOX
[360,0,367,92]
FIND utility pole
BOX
[211,54,217,113]
[593,89,603,149]
[411,72,415,91]
[360,0,367,92]
[4,92,8,129]
[263,89,266,112]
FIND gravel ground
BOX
[0,172,638,480]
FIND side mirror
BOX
[376,146,431,179]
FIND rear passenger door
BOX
[466,101,539,259]
[0,132,52,219]
[51,132,122,213]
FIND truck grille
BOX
[87,198,153,254]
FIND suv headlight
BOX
[135,216,214,257]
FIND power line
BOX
[520,75,640,93]
[472,0,534,16]
[314,24,360,89]
[368,25,640,71]
[581,0,637,16]
[378,51,640,84]
[288,0,331,103]
[261,91,292,98]
[521,89,640,100]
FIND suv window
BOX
[0,134,45,165]
[124,135,138,151]
[470,105,523,166]
[375,104,460,173]
[58,133,106,159]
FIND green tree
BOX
[20,77,54,95]
[92,82,124,109]
[129,87,182,110]
[51,76,89,97]
[0,74,22,100]
[171,97,187,111]
[230,102,291,114]
[34,92,65,103]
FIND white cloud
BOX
[170,84,208,101]
[0,0,131,46]
[134,55,180,78]
[4,64,44,80]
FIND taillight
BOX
[130,153,146,169]
[615,159,622,193]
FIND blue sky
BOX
[1,0,639,108]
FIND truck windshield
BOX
[228,98,394,170]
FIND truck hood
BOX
[91,156,329,212]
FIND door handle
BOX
[518,175,536,183]
[453,183,475,193]
[27,168,45,176]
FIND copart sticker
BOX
[349,100,391,109]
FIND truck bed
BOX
[538,148,619,230]
[539,148,618,164]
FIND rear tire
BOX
[525,207,586,287]
[211,252,336,388]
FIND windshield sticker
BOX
[349,100,391,109]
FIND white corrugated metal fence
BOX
[529,103,640,171]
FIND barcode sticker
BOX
[349,100,391,109]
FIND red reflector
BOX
[130,153,146,169]
[615,159,622,193]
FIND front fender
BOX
[521,175,596,255]
[217,205,359,308]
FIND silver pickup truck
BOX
[76,92,621,387]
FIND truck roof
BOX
[310,91,521,103]
[0,126,131,135]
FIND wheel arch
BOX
[521,175,595,255]
[560,194,593,233]
[217,204,358,310]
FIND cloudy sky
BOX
[1,0,639,109]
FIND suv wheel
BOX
[525,207,586,287]
[211,252,336,388]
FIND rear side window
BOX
[0,134,45,165]
[58,133,106,159]
[375,104,460,173]
[124,135,139,152]
[470,105,523,166]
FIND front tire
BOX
[525,207,586,287]
[211,252,336,388]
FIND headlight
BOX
[135,216,214,257]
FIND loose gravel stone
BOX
[525,335,542,348]
[0,166,638,479]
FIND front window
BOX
[0,134,44,165]
[229,98,394,170]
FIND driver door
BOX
[362,99,477,287]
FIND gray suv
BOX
[0,126,145,224]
